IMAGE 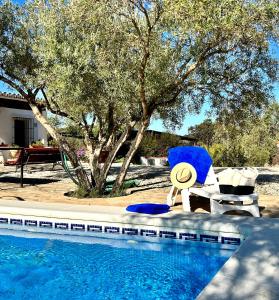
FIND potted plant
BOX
[9,144,20,158]
[30,140,44,148]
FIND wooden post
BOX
[20,148,24,188]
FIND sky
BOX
[1,0,279,135]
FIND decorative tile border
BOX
[179,233,198,241]
[0,217,8,224]
[0,215,242,246]
[10,218,23,225]
[25,220,38,227]
[71,224,85,231]
[39,221,53,228]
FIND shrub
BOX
[137,133,181,157]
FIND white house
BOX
[0,92,48,147]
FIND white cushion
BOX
[218,168,258,187]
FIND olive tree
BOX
[111,0,278,190]
[0,0,278,194]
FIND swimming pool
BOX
[0,229,234,300]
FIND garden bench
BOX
[5,147,61,168]
[0,147,61,187]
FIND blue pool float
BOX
[126,203,170,214]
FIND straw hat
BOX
[170,162,197,189]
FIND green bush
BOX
[138,133,181,157]
[209,143,247,167]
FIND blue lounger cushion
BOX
[126,204,170,214]
[168,146,213,184]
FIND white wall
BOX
[0,107,48,146]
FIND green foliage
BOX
[209,143,247,167]
[10,144,19,148]
[138,133,181,157]
[208,143,226,166]
[206,102,279,166]
[48,139,59,147]
[188,119,215,149]
[70,187,102,199]
[70,179,138,198]
[165,0,278,115]
[1,0,277,128]
[30,140,44,147]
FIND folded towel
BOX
[168,146,212,184]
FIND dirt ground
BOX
[0,174,278,218]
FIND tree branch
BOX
[149,44,237,113]
[89,113,96,133]
[138,1,152,30]
[41,88,72,119]
[0,75,28,98]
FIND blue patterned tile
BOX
[200,234,219,243]
[122,228,138,235]
[0,218,8,224]
[179,233,198,241]
[24,220,38,227]
[104,226,120,234]
[159,231,177,239]
[55,223,69,230]
[221,236,241,245]
[10,219,23,225]
[71,224,85,231]
[140,229,157,237]
[87,225,102,232]
[39,221,53,228]
[0,214,243,247]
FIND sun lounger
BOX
[188,168,260,217]
[166,146,260,217]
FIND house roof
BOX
[0,92,32,110]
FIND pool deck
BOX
[0,199,278,300]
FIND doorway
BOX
[14,118,33,147]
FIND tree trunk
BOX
[100,122,135,191]
[112,120,148,193]
[28,102,92,191]
[87,123,135,195]
[87,138,106,194]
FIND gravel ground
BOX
[1,164,279,196]
[123,165,279,196]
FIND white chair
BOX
[167,165,218,210]
[167,167,260,217]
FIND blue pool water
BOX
[0,231,233,300]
